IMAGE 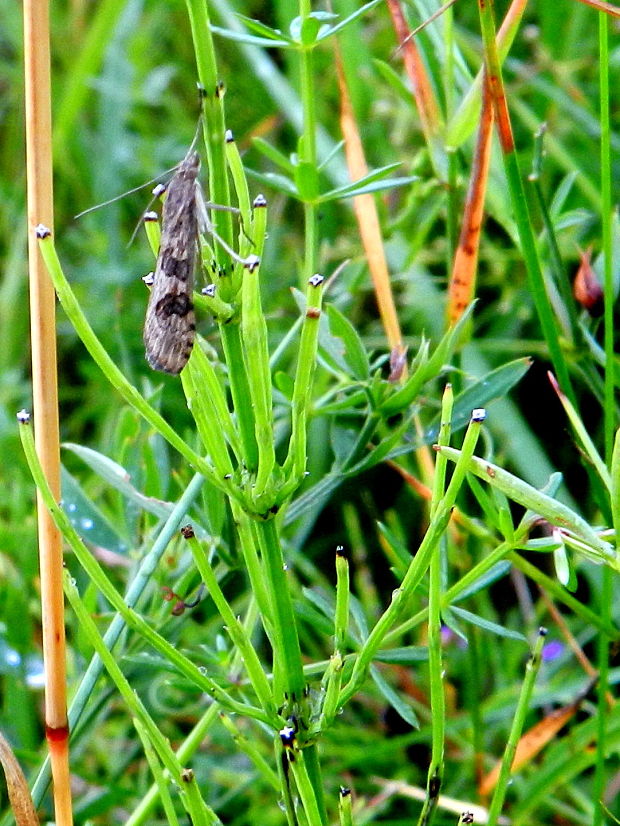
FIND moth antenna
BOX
[74,166,178,219]
[188,117,203,155]
[126,189,165,248]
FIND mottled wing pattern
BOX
[143,151,200,374]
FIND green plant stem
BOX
[186,0,259,471]
[128,706,221,826]
[182,365,237,478]
[486,628,547,826]
[316,552,350,729]
[339,788,353,826]
[317,650,343,731]
[599,14,614,467]
[63,571,222,826]
[477,0,576,408]
[611,429,620,547]
[281,275,325,497]
[437,446,617,566]
[30,473,206,808]
[183,343,243,467]
[287,746,323,826]
[275,746,300,826]
[184,530,276,715]
[277,0,326,498]
[133,718,180,826]
[379,496,617,649]
[303,201,318,286]
[303,744,327,825]
[417,387,453,826]
[233,506,278,643]
[594,566,612,826]
[128,597,261,826]
[447,0,528,147]
[218,711,280,790]
[220,326,260,472]
[185,0,232,251]
[240,255,276,500]
[19,417,271,725]
[339,413,484,707]
[596,19,614,817]
[225,133,252,231]
[298,11,318,290]
[334,550,350,653]
[254,518,305,705]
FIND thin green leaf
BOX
[549,171,579,217]
[245,168,299,197]
[370,666,419,728]
[251,138,295,174]
[323,175,420,202]
[424,358,533,443]
[317,389,368,414]
[347,418,410,476]
[449,606,527,642]
[450,562,512,603]
[232,14,289,41]
[321,164,403,199]
[317,0,384,40]
[377,521,413,575]
[380,303,476,416]
[326,304,370,381]
[61,467,129,554]
[373,58,413,105]
[211,23,290,48]
[62,442,172,519]
[374,646,428,664]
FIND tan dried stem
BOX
[0,731,39,826]
[23,0,73,823]
[447,71,494,325]
[335,44,406,368]
[572,0,620,16]
[385,0,443,145]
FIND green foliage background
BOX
[1,0,620,824]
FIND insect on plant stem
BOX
[143,145,258,374]
[143,150,200,375]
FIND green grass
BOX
[2,1,620,824]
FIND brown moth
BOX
[143,150,200,374]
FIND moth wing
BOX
[143,249,196,374]
[143,155,199,375]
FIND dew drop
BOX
[6,649,21,667]
[26,661,45,689]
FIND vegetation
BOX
[1,0,620,824]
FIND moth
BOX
[143,150,200,374]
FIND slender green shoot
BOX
[486,627,547,826]
[417,386,454,826]
[339,410,485,707]
[19,414,272,725]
